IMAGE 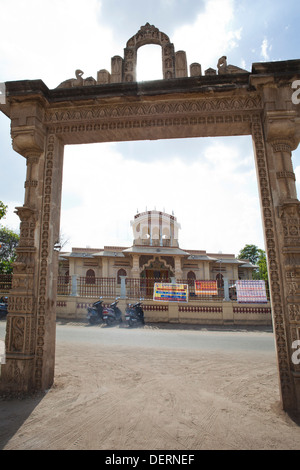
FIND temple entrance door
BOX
[145,269,170,297]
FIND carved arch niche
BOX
[123,23,177,82]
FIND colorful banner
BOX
[153,283,188,302]
[195,280,218,296]
[236,280,268,303]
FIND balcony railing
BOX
[57,276,72,295]
[78,276,116,297]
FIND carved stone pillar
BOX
[252,109,300,411]
[131,255,140,279]
[272,141,297,201]
[162,43,175,79]
[102,258,108,277]
[175,51,187,78]
[174,257,183,280]
[0,103,64,392]
[123,49,136,83]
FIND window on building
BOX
[86,269,96,284]
[64,270,69,284]
[117,268,127,284]
[187,271,196,286]
[216,273,224,288]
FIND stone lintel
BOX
[252,59,300,76]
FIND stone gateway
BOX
[0,23,300,412]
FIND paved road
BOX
[0,319,276,354]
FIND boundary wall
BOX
[56,296,272,326]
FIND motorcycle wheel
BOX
[106,317,114,326]
[88,316,97,325]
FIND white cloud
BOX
[0,0,118,88]
[172,0,242,72]
[261,38,271,61]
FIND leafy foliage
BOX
[0,201,8,220]
[238,243,268,281]
[238,244,260,265]
[0,226,20,274]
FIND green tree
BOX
[0,201,8,220]
[0,226,20,274]
[237,244,260,265]
[254,249,269,282]
[238,244,269,282]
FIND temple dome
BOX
[131,210,180,248]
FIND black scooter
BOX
[87,297,105,325]
[125,301,145,327]
[103,298,123,326]
[0,296,8,319]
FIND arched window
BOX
[64,270,69,284]
[216,273,224,288]
[117,268,127,284]
[187,271,196,287]
[86,269,95,284]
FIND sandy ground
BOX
[1,323,300,451]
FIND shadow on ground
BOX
[0,391,45,450]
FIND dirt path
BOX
[1,325,300,450]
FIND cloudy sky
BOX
[1,0,300,255]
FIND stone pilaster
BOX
[174,257,183,280]
[271,141,297,201]
[1,109,46,392]
[0,104,64,392]
[131,255,140,279]
[252,107,300,411]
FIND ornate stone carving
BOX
[15,206,37,248]
[190,63,202,77]
[288,304,300,322]
[266,111,299,151]
[34,133,56,389]
[278,201,300,246]
[44,94,262,142]
[286,270,300,299]
[252,114,296,409]
[11,316,25,352]
[7,296,33,314]
[57,69,96,88]
[129,23,166,48]
[205,68,216,76]
[11,127,45,158]
[217,56,248,74]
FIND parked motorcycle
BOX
[0,296,8,319]
[125,301,145,327]
[87,297,105,325]
[103,298,123,326]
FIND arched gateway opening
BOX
[1,23,300,412]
